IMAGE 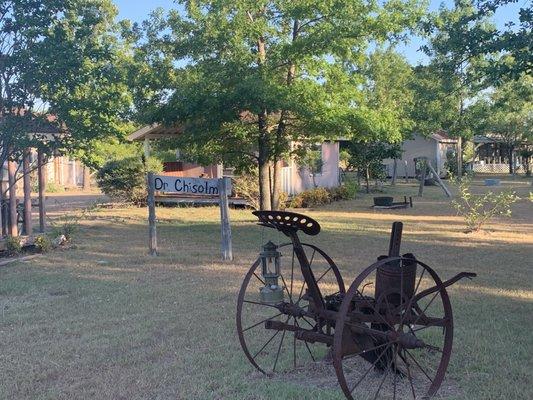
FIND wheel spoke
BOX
[279,273,294,304]
[316,266,332,284]
[372,345,396,400]
[253,272,265,285]
[243,312,283,332]
[243,299,279,309]
[273,327,287,373]
[342,341,389,361]
[401,269,426,326]
[294,319,316,362]
[349,343,392,394]
[290,249,295,299]
[252,329,281,360]
[411,291,440,327]
[402,349,417,399]
[405,349,435,384]
[393,345,398,400]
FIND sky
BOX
[112,0,525,65]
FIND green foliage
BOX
[289,181,357,208]
[0,0,132,169]
[345,141,402,193]
[233,173,260,211]
[128,0,425,208]
[34,235,53,253]
[45,182,65,194]
[5,235,22,255]
[96,157,162,205]
[330,181,358,201]
[451,176,519,232]
[290,188,331,209]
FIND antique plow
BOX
[236,211,475,399]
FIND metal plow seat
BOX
[252,210,321,236]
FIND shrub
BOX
[96,156,162,205]
[233,173,260,210]
[34,234,53,253]
[451,176,519,232]
[330,181,358,201]
[46,181,64,193]
[5,235,22,255]
[290,187,331,208]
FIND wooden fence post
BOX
[7,158,17,237]
[418,159,427,197]
[391,159,397,185]
[218,177,233,261]
[37,149,46,233]
[426,162,452,198]
[22,148,32,236]
[147,172,157,256]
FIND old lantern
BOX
[259,241,284,304]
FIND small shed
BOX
[128,125,342,195]
[128,124,223,179]
[383,132,458,178]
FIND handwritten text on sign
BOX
[153,175,231,195]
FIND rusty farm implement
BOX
[236,211,475,399]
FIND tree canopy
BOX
[0,0,131,169]
[129,0,425,209]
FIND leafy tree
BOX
[345,141,402,193]
[475,0,532,79]
[482,75,533,173]
[0,0,131,174]
[420,0,496,175]
[129,0,425,210]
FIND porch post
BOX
[22,148,32,236]
[7,157,17,237]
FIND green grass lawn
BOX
[0,179,531,399]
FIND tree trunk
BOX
[258,118,271,210]
[271,159,282,210]
[83,166,91,190]
[365,167,370,194]
[456,136,463,177]
[7,158,17,237]
[508,146,514,174]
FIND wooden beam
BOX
[426,162,452,198]
[7,158,17,236]
[418,159,427,197]
[147,172,157,256]
[38,149,46,233]
[22,148,32,236]
[218,177,233,261]
[391,159,397,185]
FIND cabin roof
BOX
[128,124,184,141]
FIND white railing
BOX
[282,166,294,195]
[473,163,524,174]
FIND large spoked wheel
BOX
[333,257,453,400]
[237,243,345,375]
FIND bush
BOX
[96,157,162,205]
[5,235,22,255]
[330,181,358,201]
[451,176,519,232]
[34,234,53,253]
[290,187,331,208]
[233,173,260,210]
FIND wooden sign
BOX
[153,175,232,196]
[147,173,233,261]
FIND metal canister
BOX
[375,253,417,307]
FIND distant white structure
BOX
[383,132,458,178]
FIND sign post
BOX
[147,172,157,256]
[218,177,233,260]
[147,174,233,260]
